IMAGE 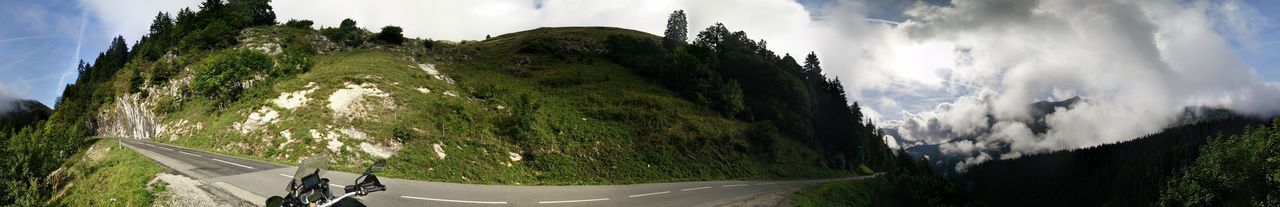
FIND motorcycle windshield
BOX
[293,155,329,185]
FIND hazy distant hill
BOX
[0,99,52,131]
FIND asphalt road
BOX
[117,138,875,206]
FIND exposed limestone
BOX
[418,63,455,84]
[432,143,447,159]
[272,82,319,109]
[232,106,279,134]
[359,142,400,159]
[97,93,159,139]
[327,82,394,121]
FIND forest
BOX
[956,117,1268,206]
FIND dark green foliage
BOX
[422,38,437,49]
[519,36,595,60]
[136,12,175,60]
[794,150,971,207]
[228,0,276,26]
[1160,119,1280,206]
[663,10,688,49]
[957,117,1265,207]
[607,23,887,171]
[321,18,365,47]
[0,100,51,133]
[0,122,90,205]
[508,94,548,148]
[284,19,314,29]
[376,26,405,45]
[189,49,273,107]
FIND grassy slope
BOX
[791,179,881,207]
[50,139,165,206]
[145,26,844,185]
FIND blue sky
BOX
[1,0,1278,112]
[0,0,104,107]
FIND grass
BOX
[50,138,166,206]
[136,25,850,185]
[791,178,884,207]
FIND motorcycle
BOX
[266,155,387,207]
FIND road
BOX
[116,138,875,206]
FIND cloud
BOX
[885,0,1280,170]
[0,83,19,113]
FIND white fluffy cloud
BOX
[887,0,1280,170]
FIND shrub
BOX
[422,39,436,49]
[321,18,364,47]
[284,19,314,29]
[190,49,273,107]
[376,26,405,45]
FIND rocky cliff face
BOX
[97,93,159,139]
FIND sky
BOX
[3,0,1280,166]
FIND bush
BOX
[376,26,405,45]
[1160,120,1280,206]
[321,18,364,47]
[284,19,314,29]
[422,39,436,49]
[190,49,273,107]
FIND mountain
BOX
[0,99,52,132]
[894,97,1080,176]
[76,22,899,184]
[955,116,1267,206]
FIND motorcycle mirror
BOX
[368,160,387,173]
[265,196,284,207]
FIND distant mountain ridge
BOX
[955,116,1266,206]
[0,99,52,131]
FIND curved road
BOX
[116,138,875,206]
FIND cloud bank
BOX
[77,0,1279,170]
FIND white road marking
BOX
[681,186,711,191]
[178,151,203,157]
[538,198,609,204]
[754,183,776,186]
[159,147,175,151]
[722,184,748,187]
[401,196,508,204]
[211,158,255,169]
[278,174,294,178]
[628,191,670,198]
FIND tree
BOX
[340,18,357,29]
[376,26,405,45]
[322,18,365,47]
[229,0,276,26]
[149,12,174,38]
[663,10,688,49]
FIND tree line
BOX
[606,10,892,171]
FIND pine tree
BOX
[663,10,687,49]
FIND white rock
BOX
[327,82,393,120]
[359,142,399,159]
[508,152,522,162]
[416,87,431,94]
[272,82,318,109]
[432,143,447,159]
